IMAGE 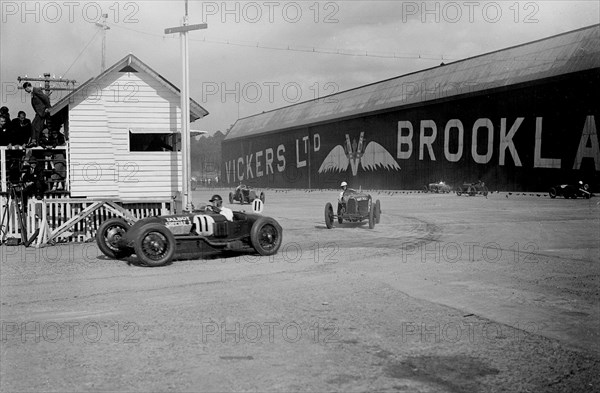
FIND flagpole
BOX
[165,0,207,212]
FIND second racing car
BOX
[324,186,381,229]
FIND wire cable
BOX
[62,30,102,77]
[109,23,452,61]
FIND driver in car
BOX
[338,181,348,215]
[206,194,234,221]
[338,181,348,203]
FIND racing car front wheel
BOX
[229,192,234,204]
[96,218,133,259]
[324,203,334,229]
[134,223,176,267]
[250,217,283,256]
[375,200,381,224]
[368,205,375,229]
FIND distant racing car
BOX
[549,182,591,199]
[324,188,380,229]
[423,181,452,193]
[456,180,488,197]
[229,184,265,204]
[96,204,282,267]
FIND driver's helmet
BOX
[579,180,583,185]
[340,181,348,188]
[209,194,223,207]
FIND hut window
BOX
[129,132,181,152]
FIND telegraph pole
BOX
[95,14,110,72]
[164,0,207,212]
[17,75,77,97]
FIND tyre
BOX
[456,190,462,196]
[229,192,233,204]
[482,186,489,197]
[368,205,375,229]
[96,218,133,259]
[375,200,381,224]
[260,192,265,203]
[250,217,282,256]
[190,179,197,191]
[133,223,176,267]
[325,203,334,229]
[468,186,476,196]
[423,185,428,193]
[337,204,344,224]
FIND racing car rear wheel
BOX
[96,218,133,259]
[375,200,381,224]
[260,192,266,203]
[134,223,176,267]
[368,205,375,229]
[548,188,557,198]
[456,190,462,196]
[229,192,234,204]
[324,203,334,229]
[250,217,282,256]
[482,186,489,197]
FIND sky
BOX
[1,0,599,134]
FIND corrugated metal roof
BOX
[225,24,600,141]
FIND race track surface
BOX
[1,189,599,392]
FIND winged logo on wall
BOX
[318,132,401,176]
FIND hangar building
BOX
[222,24,600,191]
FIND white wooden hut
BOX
[49,53,208,200]
[0,54,208,246]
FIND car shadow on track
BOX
[95,249,258,268]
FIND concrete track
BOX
[1,189,598,392]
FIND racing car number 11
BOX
[193,215,215,236]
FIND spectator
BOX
[6,156,22,184]
[23,82,51,147]
[49,127,66,147]
[10,111,32,146]
[21,157,46,200]
[50,152,66,191]
[0,106,11,123]
[0,114,11,146]
[39,127,51,149]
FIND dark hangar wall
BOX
[222,69,600,191]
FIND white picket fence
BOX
[1,194,172,247]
